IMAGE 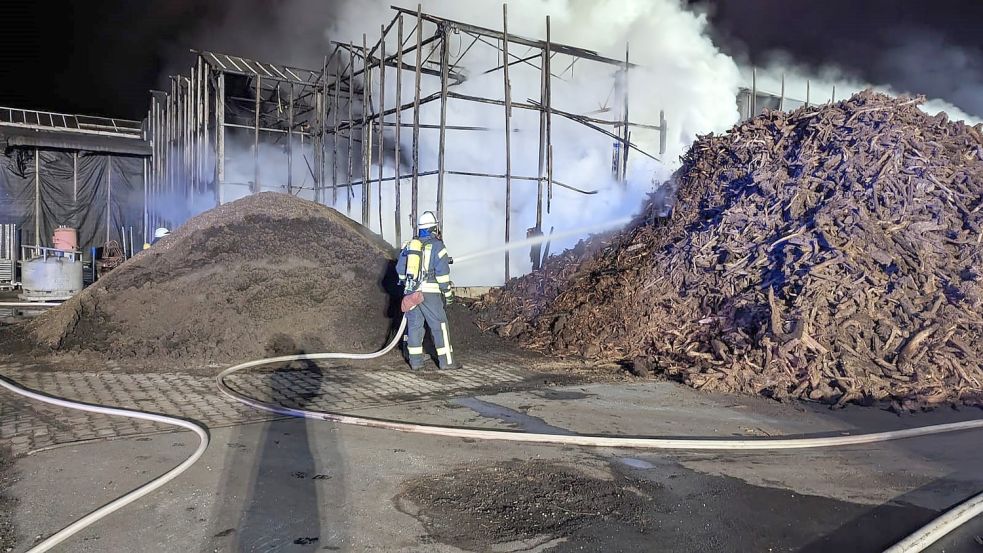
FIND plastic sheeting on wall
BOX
[0,149,144,252]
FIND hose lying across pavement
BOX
[0,375,209,553]
[218,316,983,553]
[1,314,980,552]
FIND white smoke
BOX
[162,0,982,286]
[746,60,983,125]
[323,0,740,285]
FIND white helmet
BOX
[418,211,438,229]
[153,227,171,239]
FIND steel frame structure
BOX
[739,68,839,120]
[145,4,667,280]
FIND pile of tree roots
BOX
[477,91,983,409]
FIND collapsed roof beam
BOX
[193,50,328,87]
[389,5,638,68]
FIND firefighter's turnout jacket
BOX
[396,236,454,369]
[396,236,452,299]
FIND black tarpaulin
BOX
[0,149,144,252]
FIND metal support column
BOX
[361,34,372,227]
[106,155,112,244]
[216,72,225,204]
[411,5,423,235]
[347,46,355,215]
[502,4,512,281]
[34,148,40,245]
[394,14,404,242]
[253,75,261,193]
[287,83,294,194]
[621,43,630,184]
[72,152,78,205]
[436,22,450,231]
[545,16,553,213]
[377,25,387,238]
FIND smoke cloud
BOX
[159,0,982,286]
[315,0,739,285]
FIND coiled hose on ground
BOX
[1,315,980,552]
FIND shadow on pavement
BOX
[207,354,349,551]
[799,472,981,553]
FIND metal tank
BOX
[19,246,84,301]
[53,226,78,251]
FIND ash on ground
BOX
[394,460,652,550]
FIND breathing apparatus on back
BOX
[403,211,440,292]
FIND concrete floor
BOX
[8,380,983,552]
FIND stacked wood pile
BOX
[476,91,983,409]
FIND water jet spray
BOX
[453,217,632,265]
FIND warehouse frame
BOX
[145,4,668,280]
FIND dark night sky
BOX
[1,0,982,120]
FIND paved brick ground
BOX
[0,351,568,456]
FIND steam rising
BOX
[157,0,982,286]
[318,0,740,285]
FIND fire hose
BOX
[217,316,983,553]
[0,375,209,553]
[0,315,980,552]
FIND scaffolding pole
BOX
[202,60,209,203]
[545,16,553,213]
[361,34,372,226]
[436,21,450,231]
[394,14,404,243]
[347,46,355,215]
[621,43,630,184]
[332,58,342,206]
[216,72,225,204]
[287,83,294,194]
[377,24,387,239]
[34,148,40,245]
[502,4,512,282]
[253,75,261,193]
[411,4,423,235]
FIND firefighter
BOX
[144,227,170,249]
[396,211,457,370]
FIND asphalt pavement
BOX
[5,379,983,552]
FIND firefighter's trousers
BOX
[405,292,453,369]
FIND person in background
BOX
[395,211,457,370]
[144,227,170,249]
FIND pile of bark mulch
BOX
[476,91,983,410]
[21,192,400,368]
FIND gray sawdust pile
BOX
[28,192,398,366]
[477,91,983,410]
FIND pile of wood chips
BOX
[476,91,983,410]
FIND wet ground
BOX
[3,376,983,552]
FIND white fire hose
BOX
[218,317,983,553]
[1,315,980,552]
[0,375,209,553]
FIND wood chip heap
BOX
[477,91,983,409]
[25,192,399,368]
